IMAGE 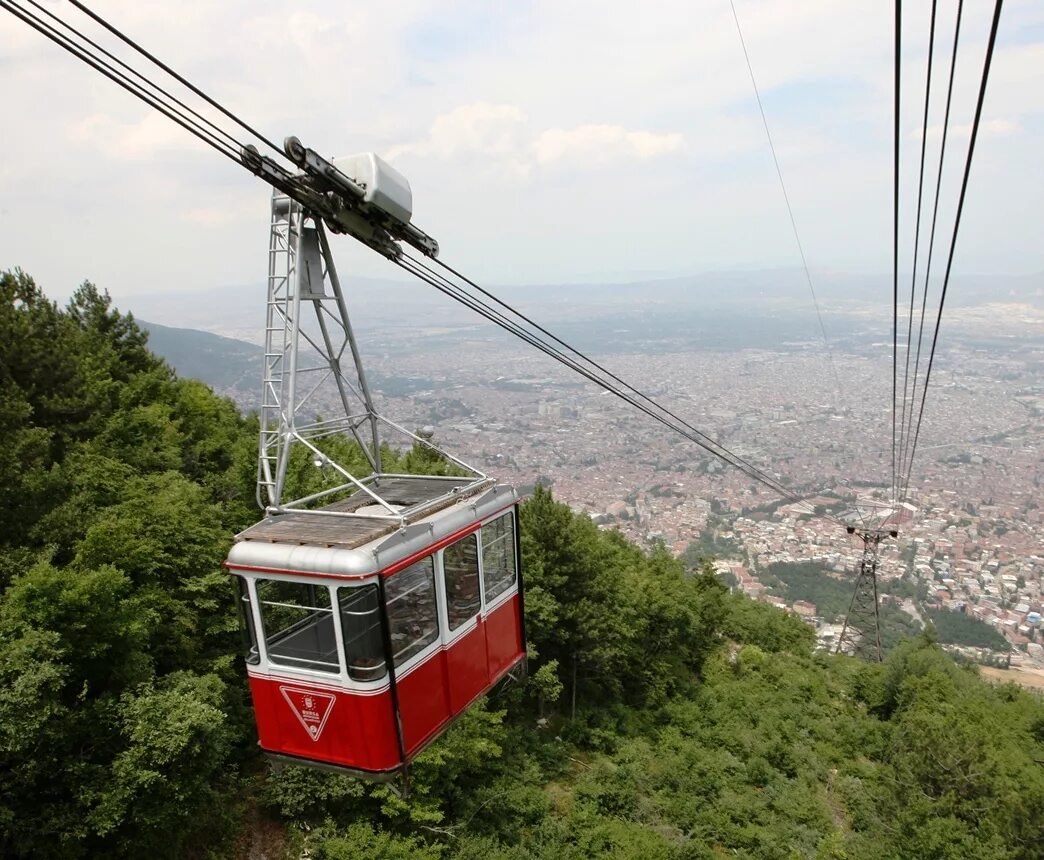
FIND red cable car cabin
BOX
[226,479,525,779]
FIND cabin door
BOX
[440,533,490,713]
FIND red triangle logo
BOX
[279,686,336,742]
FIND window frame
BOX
[234,575,261,665]
[479,510,519,609]
[384,555,441,672]
[440,532,482,637]
[253,576,342,676]
[337,582,388,684]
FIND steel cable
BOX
[898,0,964,501]
[728,0,844,413]
[1,0,246,168]
[900,0,1004,503]
[896,0,937,497]
[396,252,836,514]
[891,0,902,508]
[397,257,804,504]
[418,253,810,502]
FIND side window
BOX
[256,579,338,673]
[385,557,439,667]
[481,512,517,603]
[235,576,260,665]
[443,534,481,632]
[338,585,388,682]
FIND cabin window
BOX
[386,556,438,667]
[255,579,339,673]
[235,576,260,665]
[338,584,387,682]
[482,512,517,603]
[444,534,481,631]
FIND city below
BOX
[141,278,1043,676]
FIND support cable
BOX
[901,0,1004,502]
[891,0,902,508]
[396,252,833,514]
[728,0,843,410]
[1,0,245,167]
[896,0,937,496]
[898,0,964,500]
[22,0,246,155]
[66,0,289,163]
[424,254,797,499]
[418,253,806,500]
[397,256,802,503]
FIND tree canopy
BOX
[0,271,256,857]
[2,269,1042,859]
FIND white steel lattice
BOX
[256,193,488,525]
[835,531,887,662]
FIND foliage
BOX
[3,270,1044,860]
[877,602,923,652]
[521,486,726,709]
[926,606,1010,651]
[722,590,815,654]
[761,560,853,620]
[310,821,445,860]
[0,272,257,858]
[680,517,742,565]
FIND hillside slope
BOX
[139,319,261,395]
[2,270,1042,860]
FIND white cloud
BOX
[70,112,211,159]
[390,103,528,159]
[532,125,684,167]
[957,118,1022,138]
[389,104,684,175]
[922,118,1021,142]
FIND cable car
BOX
[227,477,525,778]
[224,159,525,778]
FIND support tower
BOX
[835,527,896,662]
[256,191,489,528]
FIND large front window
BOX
[481,512,517,603]
[338,584,387,682]
[444,535,481,631]
[386,557,439,667]
[256,579,338,673]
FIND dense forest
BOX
[3,269,1044,859]
[925,606,1011,652]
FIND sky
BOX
[1,0,1042,306]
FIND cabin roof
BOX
[226,478,516,578]
[236,476,487,550]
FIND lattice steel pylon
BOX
[256,191,488,524]
[835,528,896,662]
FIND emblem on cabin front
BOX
[280,686,336,741]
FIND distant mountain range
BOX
[136,267,1042,399]
[123,268,1043,345]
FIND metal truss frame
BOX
[835,528,894,662]
[256,193,487,526]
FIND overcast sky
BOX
[1,0,1041,306]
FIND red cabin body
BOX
[226,479,525,778]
